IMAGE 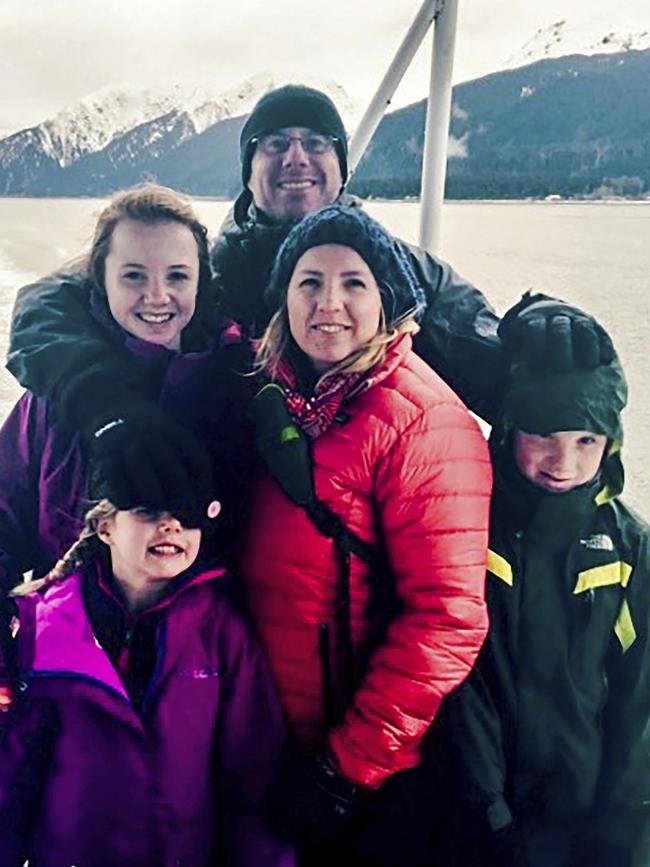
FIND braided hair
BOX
[11,500,117,597]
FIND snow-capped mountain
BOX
[1,37,648,200]
[348,38,650,201]
[0,74,358,195]
[504,18,650,71]
[3,74,356,167]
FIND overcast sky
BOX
[2,0,649,133]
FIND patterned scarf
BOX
[274,359,367,439]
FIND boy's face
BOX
[98,509,201,594]
[515,429,608,493]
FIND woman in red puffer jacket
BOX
[240,204,492,864]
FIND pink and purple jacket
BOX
[0,563,296,867]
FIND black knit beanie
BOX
[240,85,348,186]
[265,203,426,325]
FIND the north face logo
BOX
[579,534,614,551]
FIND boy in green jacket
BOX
[439,349,650,867]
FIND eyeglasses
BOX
[252,132,339,156]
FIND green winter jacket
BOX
[441,355,650,867]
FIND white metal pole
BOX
[418,0,460,255]
[347,0,441,176]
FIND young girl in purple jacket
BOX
[0,466,295,867]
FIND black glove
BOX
[270,752,363,846]
[53,356,219,523]
[499,292,615,373]
[88,407,216,523]
[54,359,146,435]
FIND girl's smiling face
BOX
[103,219,200,350]
[98,509,201,611]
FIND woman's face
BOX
[286,244,383,373]
[103,218,200,350]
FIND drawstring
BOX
[334,546,355,718]
[306,502,375,725]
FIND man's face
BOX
[247,126,343,222]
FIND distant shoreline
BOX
[372,197,650,206]
[2,194,650,205]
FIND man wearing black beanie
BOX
[7,83,614,510]
[240,85,349,192]
[238,86,347,225]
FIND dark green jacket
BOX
[443,473,650,867]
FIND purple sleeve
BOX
[0,691,56,865]
[216,603,296,867]
[0,392,47,593]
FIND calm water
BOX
[1,198,649,517]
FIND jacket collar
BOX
[278,331,413,408]
[230,189,362,235]
[24,562,225,694]
[29,572,129,698]
[358,332,413,394]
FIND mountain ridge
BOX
[1,40,649,200]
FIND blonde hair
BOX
[11,500,117,597]
[256,303,420,385]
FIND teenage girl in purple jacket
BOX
[0,182,246,604]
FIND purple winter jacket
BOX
[0,326,234,592]
[0,564,296,867]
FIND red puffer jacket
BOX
[242,334,492,789]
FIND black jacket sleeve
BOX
[7,270,132,400]
[440,663,512,831]
[401,242,505,421]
